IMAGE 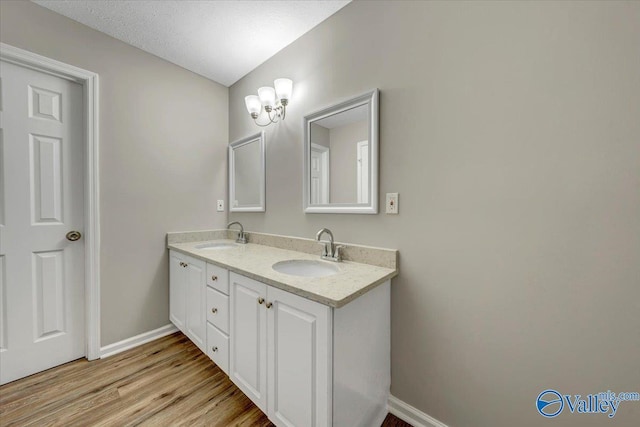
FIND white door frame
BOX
[1,43,101,360]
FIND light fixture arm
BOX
[251,103,287,127]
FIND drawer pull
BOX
[258,297,265,305]
[212,346,218,352]
[211,275,218,281]
[266,302,273,309]
[211,308,218,314]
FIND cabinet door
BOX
[169,251,186,332]
[229,273,268,412]
[267,286,332,427]
[185,256,206,352]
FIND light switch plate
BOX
[216,200,224,212]
[386,193,399,214]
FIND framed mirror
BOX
[229,131,265,212]
[303,89,379,214]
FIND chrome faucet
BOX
[315,228,343,262]
[227,221,247,244]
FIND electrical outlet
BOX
[216,200,224,212]
[386,193,399,214]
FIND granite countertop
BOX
[168,239,398,308]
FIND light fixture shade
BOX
[274,78,293,101]
[245,95,262,115]
[258,86,276,108]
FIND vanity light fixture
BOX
[244,78,293,127]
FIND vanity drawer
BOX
[207,287,229,334]
[207,322,229,375]
[207,263,229,295]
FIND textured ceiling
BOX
[32,0,351,86]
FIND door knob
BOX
[66,231,82,241]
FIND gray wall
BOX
[229,1,640,426]
[329,120,367,203]
[310,123,330,148]
[0,1,229,346]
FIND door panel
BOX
[230,272,267,412]
[185,257,205,351]
[169,251,186,331]
[30,134,63,223]
[268,286,332,427]
[32,250,66,340]
[0,60,85,385]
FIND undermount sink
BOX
[195,242,238,250]
[272,259,340,278]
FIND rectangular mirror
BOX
[304,89,379,213]
[229,131,265,212]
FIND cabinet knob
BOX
[212,346,218,352]
[211,308,218,314]
[258,297,265,305]
[211,275,218,281]
[266,302,273,309]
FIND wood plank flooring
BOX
[0,332,411,427]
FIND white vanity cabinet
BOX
[229,272,389,427]
[170,250,232,373]
[169,250,206,352]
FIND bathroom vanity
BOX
[167,230,397,427]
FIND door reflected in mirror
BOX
[304,89,378,214]
[229,131,265,212]
[310,104,369,205]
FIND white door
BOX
[230,272,268,412]
[267,286,332,427]
[0,60,85,384]
[356,140,369,204]
[310,143,329,205]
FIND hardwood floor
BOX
[0,332,411,427]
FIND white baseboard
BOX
[100,324,178,359]
[388,395,449,427]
